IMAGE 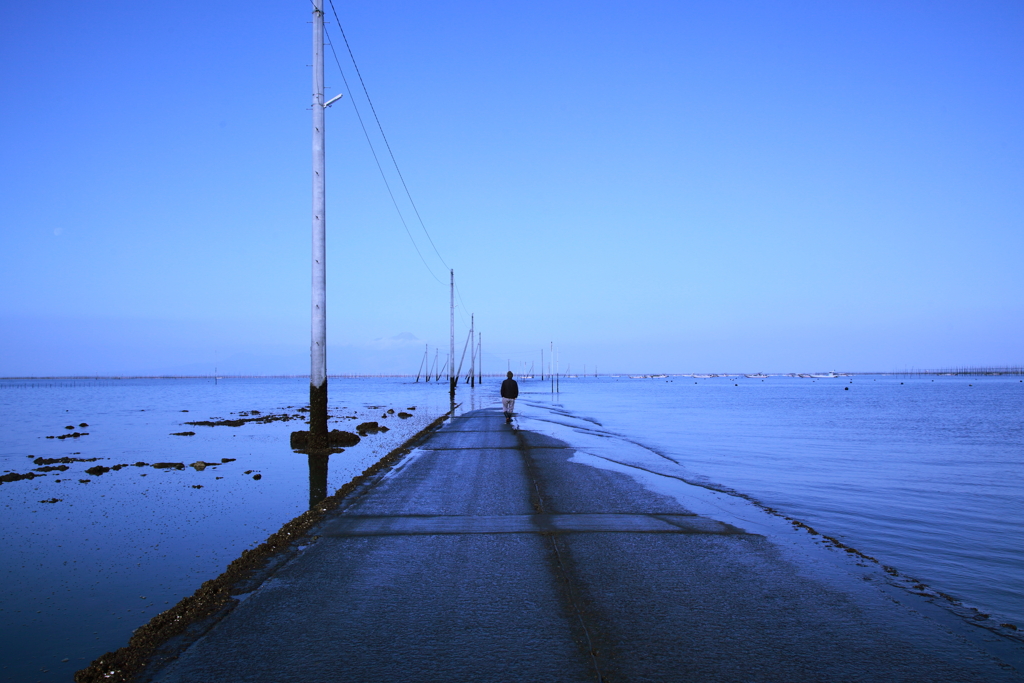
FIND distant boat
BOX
[745,374,769,378]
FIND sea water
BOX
[519,374,1024,633]
[0,377,462,683]
[2,375,1021,681]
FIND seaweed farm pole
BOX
[415,344,427,382]
[309,0,329,447]
[541,349,544,381]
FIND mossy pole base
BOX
[309,380,329,449]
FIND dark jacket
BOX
[500,378,519,399]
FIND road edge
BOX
[74,412,452,683]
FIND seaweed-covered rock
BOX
[190,461,210,471]
[356,421,381,436]
[152,462,186,470]
[397,412,413,419]
[329,430,360,447]
[52,431,88,440]
[290,430,360,449]
[34,465,69,472]
[1,471,44,485]
[171,431,196,437]
[85,465,111,476]
[185,419,245,427]
[34,456,99,465]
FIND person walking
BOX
[500,371,519,424]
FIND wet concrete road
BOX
[150,409,1022,682]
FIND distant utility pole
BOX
[469,314,475,387]
[309,0,328,446]
[449,270,455,398]
[550,342,554,394]
[477,333,482,384]
[541,349,544,381]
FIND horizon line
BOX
[2,367,1022,381]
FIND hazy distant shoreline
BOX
[2,367,1022,381]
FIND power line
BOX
[322,25,444,286]
[315,3,475,330]
[326,0,451,272]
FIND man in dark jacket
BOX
[500,371,519,424]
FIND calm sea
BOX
[0,377,460,683]
[1,375,1021,681]
[522,374,1024,632]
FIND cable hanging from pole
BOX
[327,0,450,271]
[318,2,476,333]
[322,25,444,286]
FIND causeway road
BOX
[150,408,1022,682]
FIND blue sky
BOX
[1,0,1021,375]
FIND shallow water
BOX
[521,374,1024,631]
[0,377,468,683]
[2,375,1021,680]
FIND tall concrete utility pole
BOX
[449,269,455,398]
[309,0,328,446]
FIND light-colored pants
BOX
[502,398,516,415]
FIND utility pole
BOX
[477,333,482,384]
[449,270,455,398]
[469,314,475,387]
[550,342,554,394]
[309,0,328,447]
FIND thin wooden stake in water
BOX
[416,344,427,382]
